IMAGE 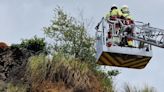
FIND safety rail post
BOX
[101,17,106,45]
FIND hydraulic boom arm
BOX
[132,23,164,48]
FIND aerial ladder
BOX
[95,17,164,69]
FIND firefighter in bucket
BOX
[120,5,135,47]
[105,4,123,47]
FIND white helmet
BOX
[122,5,128,9]
[111,4,117,10]
[121,5,129,13]
[111,4,117,7]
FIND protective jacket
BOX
[105,9,123,20]
[122,13,133,20]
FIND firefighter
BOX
[121,5,133,20]
[105,4,123,21]
[121,5,134,47]
[105,4,123,47]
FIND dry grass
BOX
[7,82,28,92]
[25,53,101,92]
[123,83,157,92]
[141,85,157,92]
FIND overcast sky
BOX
[0,0,164,91]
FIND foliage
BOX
[107,70,120,77]
[10,44,21,49]
[141,85,157,92]
[11,35,46,53]
[43,7,95,62]
[43,6,121,92]
[25,53,100,92]
[7,83,28,92]
[25,54,47,86]
[93,69,120,92]
[123,83,157,92]
[21,36,46,52]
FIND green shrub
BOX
[94,69,117,92]
[21,36,46,52]
[11,35,46,53]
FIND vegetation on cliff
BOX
[0,7,157,92]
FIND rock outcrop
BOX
[0,47,34,81]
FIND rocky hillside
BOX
[0,47,36,91]
[0,48,34,80]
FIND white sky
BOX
[0,0,164,91]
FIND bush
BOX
[11,36,46,53]
[21,36,46,52]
